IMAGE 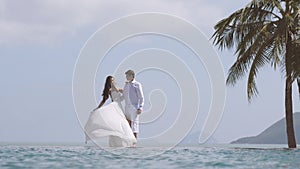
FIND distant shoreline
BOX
[232,112,300,144]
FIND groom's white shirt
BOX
[123,79,144,110]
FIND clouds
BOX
[0,0,248,45]
[0,0,91,45]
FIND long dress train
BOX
[84,91,137,147]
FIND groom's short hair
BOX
[125,69,135,77]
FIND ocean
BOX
[0,143,299,169]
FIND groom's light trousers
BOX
[124,104,140,133]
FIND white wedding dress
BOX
[84,91,137,147]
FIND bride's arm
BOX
[119,85,125,101]
[119,89,125,101]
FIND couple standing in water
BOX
[85,70,144,147]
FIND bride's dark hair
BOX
[97,76,113,108]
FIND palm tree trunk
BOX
[285,77,297,148]
[297,78,300,95]
[285,30,297,148]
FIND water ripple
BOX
[0,144,299,169]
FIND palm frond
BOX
[226,21,276,87]
[247,35,275,101]
[290,41,300,80]
[212,4,280,51]
[212,0,300,103]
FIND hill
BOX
[231,112,300,144]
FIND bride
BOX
[84,76,137,147]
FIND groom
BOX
[123,70,144,139]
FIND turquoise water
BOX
[1,144,299,169]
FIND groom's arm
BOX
[136,83,144,111]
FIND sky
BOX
[1,0,300,144]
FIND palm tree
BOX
[212,0,300,148]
